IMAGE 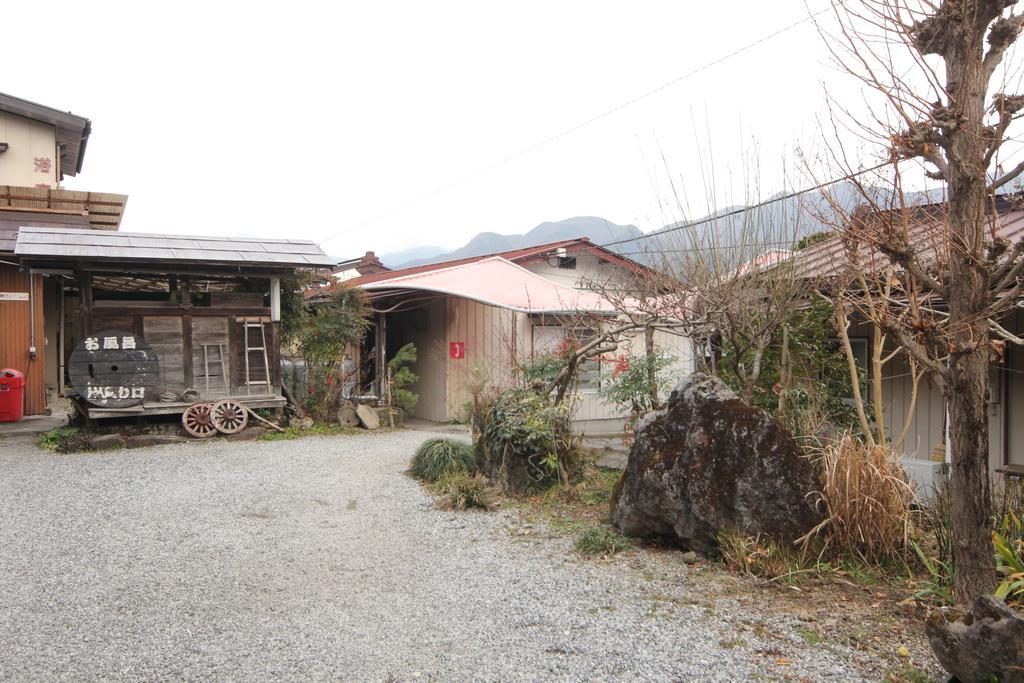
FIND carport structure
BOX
[341,256,620,426]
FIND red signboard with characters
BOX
[449,342,465,359]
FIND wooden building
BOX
[316,239,694,435]
[13,227,334,420]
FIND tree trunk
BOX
[644,326,659,410]
[944,20,997,603]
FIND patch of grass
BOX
[409,438,475,482]
[575,525,631,557]
[38,426,79,451]
[433,473,492,511]
[886,665,934,683]
[38,426,95,454]
[258,424,359,441]
[508,455,621,533]
[718,637,746,649]
[795,626,823,645]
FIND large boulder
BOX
[611,373,821,553]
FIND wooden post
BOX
[77,270,93,337]
[270,276,281,322]
[181,278,193,389]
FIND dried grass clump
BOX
[434,473,493,511]
[718,530,811,582]
[799,433,915,563]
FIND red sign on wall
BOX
[449,342,465,359]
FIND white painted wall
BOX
[0,111,59,188]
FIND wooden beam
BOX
[77,270,93,336]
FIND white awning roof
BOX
[360,256,617,314]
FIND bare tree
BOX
[816,0,1024,602]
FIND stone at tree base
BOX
[611,373,821,554]
[926,595,1024,683]
[355,404,380,430]
[125,434,189,448]
[89,433,125,450]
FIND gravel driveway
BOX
[0,429,875,681]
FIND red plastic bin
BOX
[0,368,26,422]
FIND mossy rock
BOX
[611,373,821,553]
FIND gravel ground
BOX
[0,429,890,681]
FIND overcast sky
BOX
[3,1,916,258]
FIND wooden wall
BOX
[445,297,521,421]
[436,296,695,429]
[87,308,273,403]
[0,263,46,415]
[858,317,1009,473]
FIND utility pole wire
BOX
[594,159,894,251]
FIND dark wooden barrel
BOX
[68,330,161,408]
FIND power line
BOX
[324,4,835,246]
[595,159,894,252]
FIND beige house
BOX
[0,92,128,415]
[323,239,693,435]
[790,199,1024,493]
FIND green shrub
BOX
[576,525,631,557]
[297,285,370,422]
[409,438,475,482]
[388,343,419,417]
[475,387,580,493]
[995,510,1024,607]
[436,473,492,511]
[600,350,676,442]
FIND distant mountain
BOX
[392,216,644,268]
[385,182,950,274]
[626,180,951,273]
[378,244,448,268]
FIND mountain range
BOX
[380,216,644,269]
[380,181,945,271]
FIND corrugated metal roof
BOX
[0,210,91,252]
[14,226,336,268]
[790,208,1024,280]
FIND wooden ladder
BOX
[201,343,230,398]
[242,319,271,395]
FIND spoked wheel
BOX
[212,399,248,434]
[182,402,217,438]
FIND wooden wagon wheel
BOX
[212,399,248,434]
[182,402,217,438]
